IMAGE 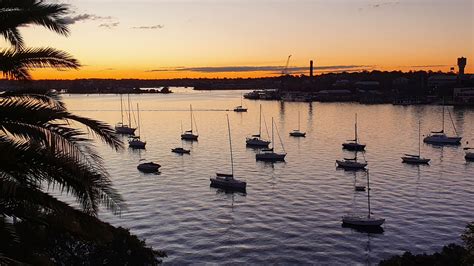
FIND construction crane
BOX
[281,55,292,76]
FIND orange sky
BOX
[6,0,473,80]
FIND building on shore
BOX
[453,87,474,106]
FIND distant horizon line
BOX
[7,69,471,81]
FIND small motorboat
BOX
[210,173,246,192]
[233,106,247,112]
[137,161,161,173]
[336,156,367,170]
[342,114,365,151]
[171,147,190,154]
[129,136,146,149]
[465,145,474,161]
[290,130,306,137]
[355,185,366,191]
[466,151,474,161]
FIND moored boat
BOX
[342,114,365,151]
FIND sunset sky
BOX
[5,0,473,79]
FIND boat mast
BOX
[442,105,445,133]
[367,169,371,219]
[272,117,274,150]
[355,113,358,143]
[190,104,193,132]
[259,104,262,136]
[241,93,243,107]
[227,114,234,176]
[137,103,141,137]
[298,111,300,131]
[418,120,421,157]
[120,94,124,125]
[127,94,132,127]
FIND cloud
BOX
[99,22,119,29]
[146,65,371,73]
[408,65,448,68]
[132,24,165,30]
[371,1,399,8]
[61,13,113,25]
[359,1,399,12]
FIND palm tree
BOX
[1,0,80,79]
[0,1,142,263]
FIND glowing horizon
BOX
[3,0,472,79]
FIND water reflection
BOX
[60,89,473,264]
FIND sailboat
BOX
[336,151,367,170]
[246,104,271,147]
[401,121,430,164]
[256,117,287,161]
[233,93,248,112]
[115,94,136,135]
[342,169,385,227]
[210,115,247,192]
[172,122,191,154]
[289,110,306,137]
[181,104,199,141]
[423,105,461,145]
[342,114,366,151]
[129,103,146,149]
[464,142,474,161]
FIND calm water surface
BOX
[62,89,474,264]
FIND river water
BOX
[62,88,473,264]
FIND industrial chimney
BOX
[310,60,314,77]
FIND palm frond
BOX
[0,136,124,214]
[0,0,70,48]
[0,47,80,80]
[0,96,122,150]
[0,90,66,109]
